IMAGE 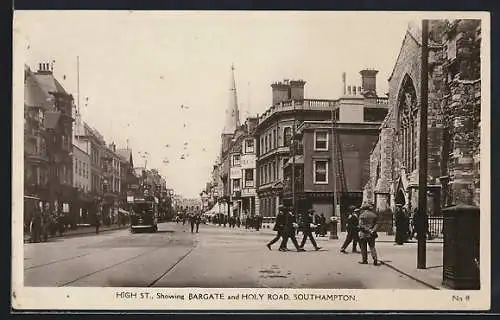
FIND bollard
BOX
[329,218,339,240]
[442,205,480,290]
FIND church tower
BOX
[222,64,240,134]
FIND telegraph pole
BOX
[331,102,338,218]
[292,100,296,219]
[417,19,429,269]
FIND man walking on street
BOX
[299,209,321,251]
[280,208,305,252]
[266,206,286,250]
[195,214,201,233]
[340,206,359,253]
[358,203,379,266]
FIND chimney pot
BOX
[353,86,357,95]
[347,86,352,95]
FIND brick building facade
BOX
[363,20,481,221]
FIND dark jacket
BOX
[273,212,286,232]
[300,213,314,231]
[284,212,297,233]
[346,213,359,232]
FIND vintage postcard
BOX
[12,11,491,311]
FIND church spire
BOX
[222,64,240,134]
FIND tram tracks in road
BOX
[146,242,198,287]
[24,253,92,271]
[57,240,199,287]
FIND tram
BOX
[129,197,159,233]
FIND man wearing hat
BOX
[299,209,321,251]
[266,205,287,250]
[340,206,359,254]
[357,203,379,265]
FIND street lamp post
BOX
[417,19,429,269]
[291,100,297,220]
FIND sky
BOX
[15,11,413,198]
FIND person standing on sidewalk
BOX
[266,206,286,250]
[358,204,379,266]
[280,208,305,252]
[95,207,102,234]
[394,204,405,245]
[340,206,359,253]
[299,209,321,251]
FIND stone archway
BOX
[395,189,406,206]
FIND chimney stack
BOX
[342,72,347,95]
[360,69,379,97]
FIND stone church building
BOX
[363,19,481,219]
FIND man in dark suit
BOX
[340,206,359,253]
[266,206,286,250]
[280,208,305,252]
[299,209,321,251]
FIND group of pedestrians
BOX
[29,204,69,243]
[266,205,322,252]
[339,204,379,266]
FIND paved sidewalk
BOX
[204,223,446,289]
[24,224,129,243]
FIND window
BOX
[271,162,276,181]
[264,164,268,183]
[272,130,276,149]
[245,169,254,187]
[314,131,328,150]
[245,139,254,153]
[313,160,328,184]
[233,179,241,191]
[264,136,268,153]
[260,137,264,155]
[232,154,241,166]
[284,127,292,147]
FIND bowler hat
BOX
[307,208,315,213]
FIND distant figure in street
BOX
[314,213,320,236]
[299,209,321,251]
[340,206,359,253]
[394,204,407,245]
[190,214,196,233]
[318,213,327,236]
[30,208,42,243]
[358,204,379,266]
[266,206,287,250]
[95,209,101,234]
[412,207,430,240]
[280,209,305,252]
[195,214,201,233]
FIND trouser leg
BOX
[289,234,300,250]
[352,234,359,251]
[368,237,378,261]
[359,238,368,262]
[268,232,281,246]
[280,233,289,249]
[309,232,318,248]
[299,232,308,247]
[341,232,353,250]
